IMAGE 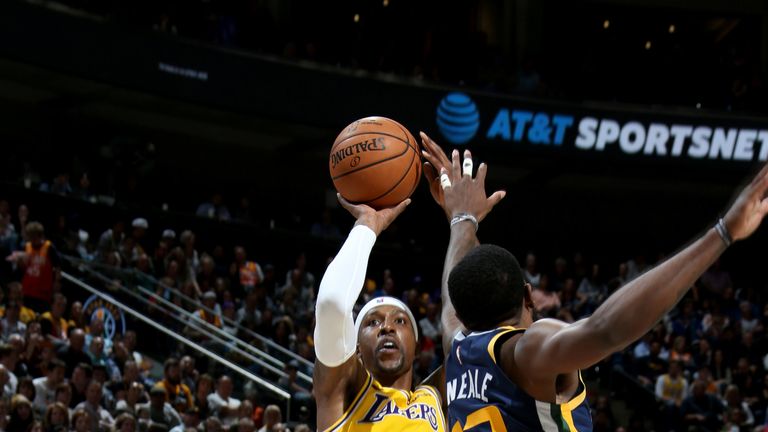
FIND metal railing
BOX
[61,271,293,419]
[68,260,314,387]
[72,263,299,382]
[64,255,315,372]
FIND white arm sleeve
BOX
[314,225,376,367]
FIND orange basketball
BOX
[329,117,421,209]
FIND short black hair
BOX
[164,358,179,372]
[448,245,526,331]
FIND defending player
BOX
[420,132,768,431]
[313,196,446,432]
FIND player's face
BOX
[358,305,416,378]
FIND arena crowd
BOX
[0,177,765,432]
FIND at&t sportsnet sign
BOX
[436,92,768,162]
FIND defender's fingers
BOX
[463,150,473,177]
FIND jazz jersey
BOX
[324,371,447,432]
[446,326,593,432]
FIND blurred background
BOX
[1,0,768,430]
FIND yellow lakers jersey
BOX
[324,371,447,432]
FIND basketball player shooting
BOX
[420,132,768,432]
[313,195,446,432]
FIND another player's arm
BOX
[420,132,505,355]
[513,163,768,378]
[313,195,410,431]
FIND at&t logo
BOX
[436,92,480,145]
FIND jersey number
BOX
[451,406,508,432]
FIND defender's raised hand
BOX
[723,163,768,242]
[440,149,506,224]
[420,132,453,219]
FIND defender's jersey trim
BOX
[325,371,374,432]
[486,326,525,364]
[560,372,587,432]
[535,400,561,432]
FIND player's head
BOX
[354,297,418,382]
[448,244,530,331]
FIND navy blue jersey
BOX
[445,326,593,432]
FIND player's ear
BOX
[523,283,534,311]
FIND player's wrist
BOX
[450,213,478,232]
[714,217,733,247]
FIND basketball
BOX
[329,116,421,209]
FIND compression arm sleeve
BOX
[314,225,377,367]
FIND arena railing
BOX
[64,256,314,387]
[63,255,315,373]
[60,271,293,420]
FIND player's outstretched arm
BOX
[420,132,505,355]
[513,163,768,378]
[313,195,410,431]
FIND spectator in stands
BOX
[656,361,688,408]
[86,336,109,368]
[739,300,759,335]
[156,358,194,414]
[7,222,60,311]
[141,385,182,429]
[85,316,112,356]
[113,412,137,432]
[123,331,151,375]
[69,363,92,408]
[2,301,27,340]
[418,302,441,344]
[671,300,701,344]
[54,383,71,416]
[523,252,541,287]
[531,275,560,316]
[257,405,284,432]
[8,394,33,432]
[0,364,12,399]
[40,293,68,342]
[680,379,723,431]
[75,380,113,431]
[277,360,310,402]
[236,290,261,333]
[722,384,754,427]
[58,329,90,377]
[179,356,198,394]
[196,194,231,221]
[109,359,143,400]
[17,377,35,405]
[204,416,224,432]
[230,246,263,297]
[96,221,125,264]
[3,282,36,324]
[70,409,90,432]
[0,344,18,396]
[168,406,199,432]
[43,401,69,432]
[238,418,256,432]
[194,374,214,418]
[114,381,144,414]
[179,230,200,278]
[66,301,85,330]
[577,264,607,315]
[32,359,66,414]
[207,375,240,427]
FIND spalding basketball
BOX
[329,117,421,209]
